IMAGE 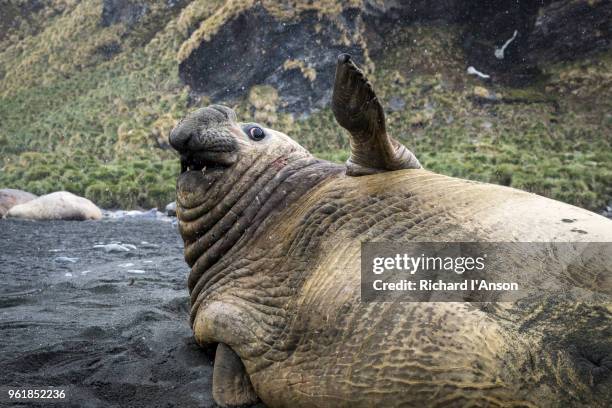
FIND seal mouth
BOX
[176,150,238,210]
[180,150,237,174]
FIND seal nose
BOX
[170,105,238,153]
[169,119,196,153]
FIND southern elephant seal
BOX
[170,54,612,407]
[6,191,102,221]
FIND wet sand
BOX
[0,219,218,407]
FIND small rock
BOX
[65,273,73,277]
[165,201,177,217]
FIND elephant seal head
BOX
[170,104,309,207]
[170,104,341,297]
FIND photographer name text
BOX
[372,279,519,291]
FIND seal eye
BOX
[247,126,265,141]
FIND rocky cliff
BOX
[178,0,611,113]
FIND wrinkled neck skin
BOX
[176,147,343,329]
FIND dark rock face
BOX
[461,0,612,84]
[364,0,610,79]
[179,0,611,115]
[526,0,612,65]
[458,0,543,84]
[101,0,149,28]
[179,5,365,114]
[0,188,37,218]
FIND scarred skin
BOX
[170,57,612,408]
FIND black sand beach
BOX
[0,219,219,407]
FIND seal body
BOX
[182,167,611,408]
[6,191,102,221]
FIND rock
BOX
[177,0,611,114]
[462,0,612,85]
[0,189,37,218]
[526,1,612,65]
[101,0,149,28]
[165,201,176,217]
[178,4,365,115]
[5,191,102,221]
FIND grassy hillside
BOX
[1,0,610,210]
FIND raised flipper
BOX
[331,53,421,176]
[212,343,260,408]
